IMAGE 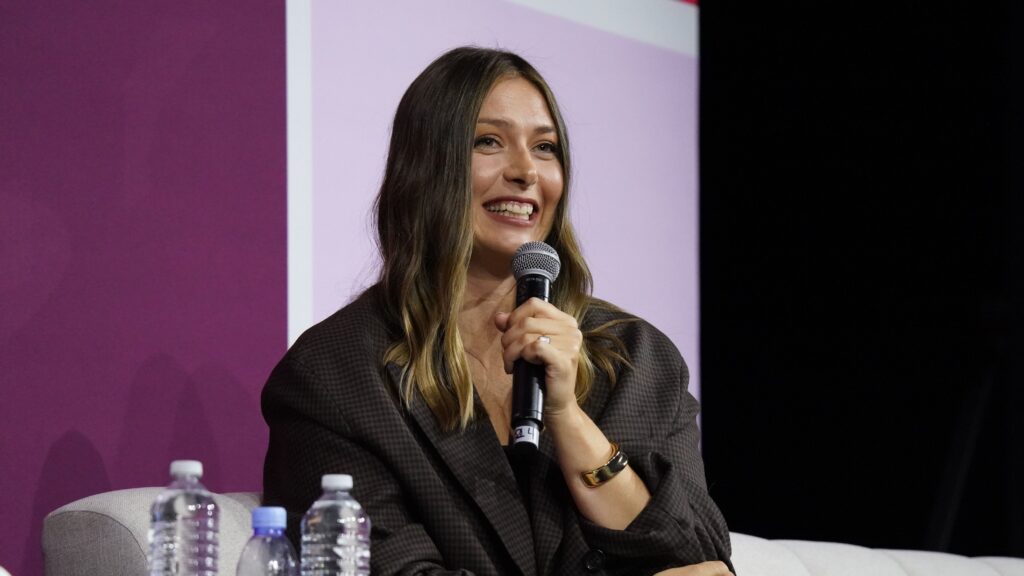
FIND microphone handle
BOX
[511,275,551,454]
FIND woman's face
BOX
[470,76,564,271]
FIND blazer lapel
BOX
[527,432,565,576]
[530,369,612,575]
[390,364,537,576]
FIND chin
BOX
[502,235,545,253]
[473,238,531,269]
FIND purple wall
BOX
[0,1,287,573]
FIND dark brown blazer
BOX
[262,286,732,575]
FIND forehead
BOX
[478,77,554,125]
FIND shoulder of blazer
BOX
[285,285,394,370]
[269,285,406,427]
[582,298,684,365]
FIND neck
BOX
[460,264,517,437]
[462,264,514,326]
[459,262,515,359]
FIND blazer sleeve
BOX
[575,349,734,574]
[261,351,477,576]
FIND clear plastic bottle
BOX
[300,474,371,576]
[237,507,299,576]
[148,460,219,576]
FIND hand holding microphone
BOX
[494,241,583,453]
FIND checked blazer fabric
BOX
[262,286,733,575]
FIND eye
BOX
[474,136,500,148]
[535,142,560,156]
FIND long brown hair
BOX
[374,47,629,431]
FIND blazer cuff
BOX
[576,450,727,566]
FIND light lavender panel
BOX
[305,0,701,394]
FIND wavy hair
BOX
[374,47,630,432]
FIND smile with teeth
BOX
[484,200,534,221]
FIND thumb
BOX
[494,311,510,331]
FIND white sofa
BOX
[43,488,1024,575]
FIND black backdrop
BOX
[699,1,1023,556]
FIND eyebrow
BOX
[476,117,556,135]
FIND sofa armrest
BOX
[43,488,260,576]
[731,532,1024,576]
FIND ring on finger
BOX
[537,335,551,345]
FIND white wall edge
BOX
[501,0,698,57]
[286,0,314,347]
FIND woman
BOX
[262,47,733,576]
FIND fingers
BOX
[696,561,732,576]
[499,308,583,370]
[497,299,577,348]
[652,562,732,576]
[500,317,581,373]
[494,297,583,413]
[505,297,576,328]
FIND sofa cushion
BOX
[730,532,813,576]
[43,488,258,576]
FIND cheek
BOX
[471,157,499,200]
[541,167,565,210]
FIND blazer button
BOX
[583,548,606,572]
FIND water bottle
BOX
[237,507,299,576]
[148,460,219,575]
[300,474,371,576]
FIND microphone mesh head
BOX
[512,241,561,282]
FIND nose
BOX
[504,145,538,188]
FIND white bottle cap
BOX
[170,460,203,478]
[321,474,352,491]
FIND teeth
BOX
[485,201,534,216]
[496,211,528,220]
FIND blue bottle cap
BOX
[251,506,287,530]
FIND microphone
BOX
[510,241,561,454]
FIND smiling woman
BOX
[261,46,732,576]
[471,77,565,273]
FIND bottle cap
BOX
[251,506,287,530]
[169,460,203,478]
[322,474,352,491]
